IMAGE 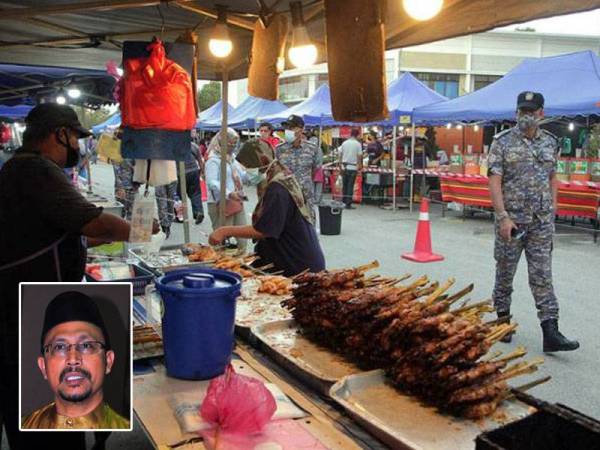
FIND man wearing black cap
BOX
[0,104,136,447]
[22,291,129,430]
[276,114,321,222]
[488,91,579,352]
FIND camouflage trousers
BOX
[492,217,559,322]
[155,181,178,229]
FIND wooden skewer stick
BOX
[444,283,475,305]
[495,346,528,363]
[486,323,519,344]
[453,298,492,315]
[356,260,380,273]
[423,278,456,307]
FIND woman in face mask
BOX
[204,128,249,253]
[209,139,326,277]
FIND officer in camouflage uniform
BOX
[488,91,579,352]
[155,181,177,238]
[276,115,321,223]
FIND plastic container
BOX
[155,268,241,380]
[85,262,153,296]
[318,200,344,235]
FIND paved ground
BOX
[4,160,599,449]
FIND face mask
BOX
[56,129,80,168]
[517,113,538,132]
[284,129,296,143]
[246,168,266,186]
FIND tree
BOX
[198,81,222,111]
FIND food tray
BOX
[129,246,207,274]
[85,262,154,295]
[133,297,163,361]
[236,278,292,340]
[330,370,534,450]
[250,319,361,395]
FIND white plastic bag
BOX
[129,193,155,243]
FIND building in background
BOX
[230,30,600,107]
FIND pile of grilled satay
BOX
[282,261,548,419]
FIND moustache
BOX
[59,367,91,383]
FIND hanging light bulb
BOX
[474,124,480,132]
[568,122,575,131]
[288,2,317,69]
[446,123,452,129]
[67,88,81,99]
[402,0,444,21]
[56,95,66,105]
[457,124,463,130]
[209,6,233,58]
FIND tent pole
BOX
[178,161,190,243]
[410,123,416,212]
[219,68,229,226]
[392,125,397,211]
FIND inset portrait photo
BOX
[19,283,132,431]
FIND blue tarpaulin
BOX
[261,84,333,126]
[201,96,287,130]
[0,104,33,119]
[261,75,445,127]
[413,51,600,123]
[196,100,234,129]
[387,72,447,123]
[92,112,121,134]
[0,63,116,106]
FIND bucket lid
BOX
[155,268,241,296]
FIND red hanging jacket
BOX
[0,123,12,144]
[121,40,196,131]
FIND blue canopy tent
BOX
[0,63,116,107]
[387,72,447,123]
[92,112,121,134]
[0,104,33,119]
[413,51,600,123]
[196,100,234,129]
[202,96,287,130]
[260,84,333,126]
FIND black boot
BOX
[497,310,513,343]
[541,319,580,352]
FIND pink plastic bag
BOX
[200,364,276,435]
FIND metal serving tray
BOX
[250,319,361,395]
[129,246,207,274]
[330,370,533,450]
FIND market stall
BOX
[200,95,287,131]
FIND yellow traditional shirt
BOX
[21,401,130,429]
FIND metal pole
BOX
[178,160,190,243]
[218,69,229,226]
[409,123,416,212]
[392,125,397,211]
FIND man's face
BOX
[38,321,114,406]
[258,126,272,140]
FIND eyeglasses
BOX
[43,341,105,357]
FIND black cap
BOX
[517,91,544,111]
[281,114,304,129]
[40,291,110,354]
[26,103,92,138]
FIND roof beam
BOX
[173,2,255,31]
[0,0,196,20]
[0,27,191,48]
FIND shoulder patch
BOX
[493,128,513,141]
[540,129,558,141]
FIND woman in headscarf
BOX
[209,140,325,277]
[204,128,248,253]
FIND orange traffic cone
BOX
[402,198,444,263]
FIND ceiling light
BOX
[67,88,81,99]
[56,95,66,105]
[402,0,444,21]
[288,2,317,69]
[209,6,233,58]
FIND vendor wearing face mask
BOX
[487,91,579,353]
[209,140,325,277]
[275,115,320,222]
[0,104,141,448]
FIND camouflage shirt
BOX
[488,126,558,224]
[276,140,321,205]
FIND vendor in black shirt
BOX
[209,140,325,276]
[0,104,139,449]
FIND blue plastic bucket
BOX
[155,268,241,380]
